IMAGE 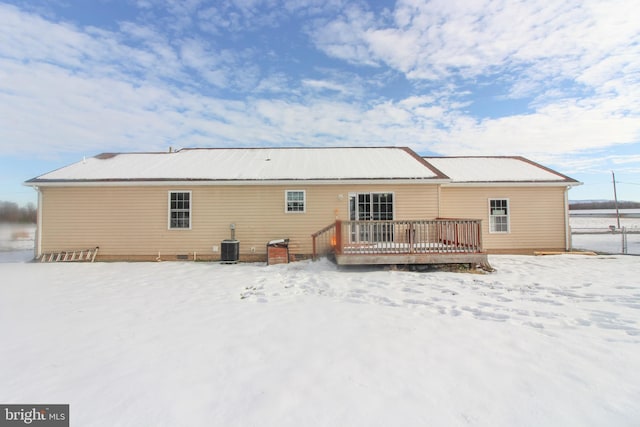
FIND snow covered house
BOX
[25,147,580,264]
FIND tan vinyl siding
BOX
[40,184,439,260]
[439,186,568,251]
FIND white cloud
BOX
[193,0,344,34]
[302,79,349,93]
[304,0,640,170]
[611,155,640,166]
[311,0,640,94]
[253,73,296,94]
[309,6,380,66]
[0,0,638,190]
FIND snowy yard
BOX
[1,255,639,426]
[570,210,640,255]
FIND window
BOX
[286,190,305,213]
[349,192,394,242]
[372,193,393,220]
[169,191,191,229]
[489,199,509,233]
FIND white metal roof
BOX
[424,157,579,184]
[28,147,444,183]
[26,149,579,186]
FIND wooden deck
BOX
[312,219,491,268]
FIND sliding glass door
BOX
[348,193,394,242]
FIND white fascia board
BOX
[27,178,452,187]
[441,181,582,188]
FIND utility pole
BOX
[612,171,621,229]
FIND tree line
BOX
[0,201,37,223]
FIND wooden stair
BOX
[39,247,99,263]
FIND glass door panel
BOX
[348,193,394,243]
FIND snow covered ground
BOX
[570,209,640,231]
[0,223,35,263]
[570,210,640,255]
[572,233,640,255]
[1,256,639,426]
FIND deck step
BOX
[39,247,99,263]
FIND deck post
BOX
[312,235,317,260]
[335,220,343,255]
[408,222,414,254]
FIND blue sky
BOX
[1,0,639,206]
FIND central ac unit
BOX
[221,239,240,263]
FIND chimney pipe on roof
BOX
[169,146,173,153]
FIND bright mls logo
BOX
[0,405,68,426]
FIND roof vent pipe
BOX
[169,146,173,153]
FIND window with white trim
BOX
[169,191,191,229]
[286,190,306,213]
[489,199,509,233]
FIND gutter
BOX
[564,185,571,251]
[35,187,42,259]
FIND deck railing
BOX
[313,219,483,259]
[311,222,337,260]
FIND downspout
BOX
[35,187,43,259]
[564,186,571,251]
